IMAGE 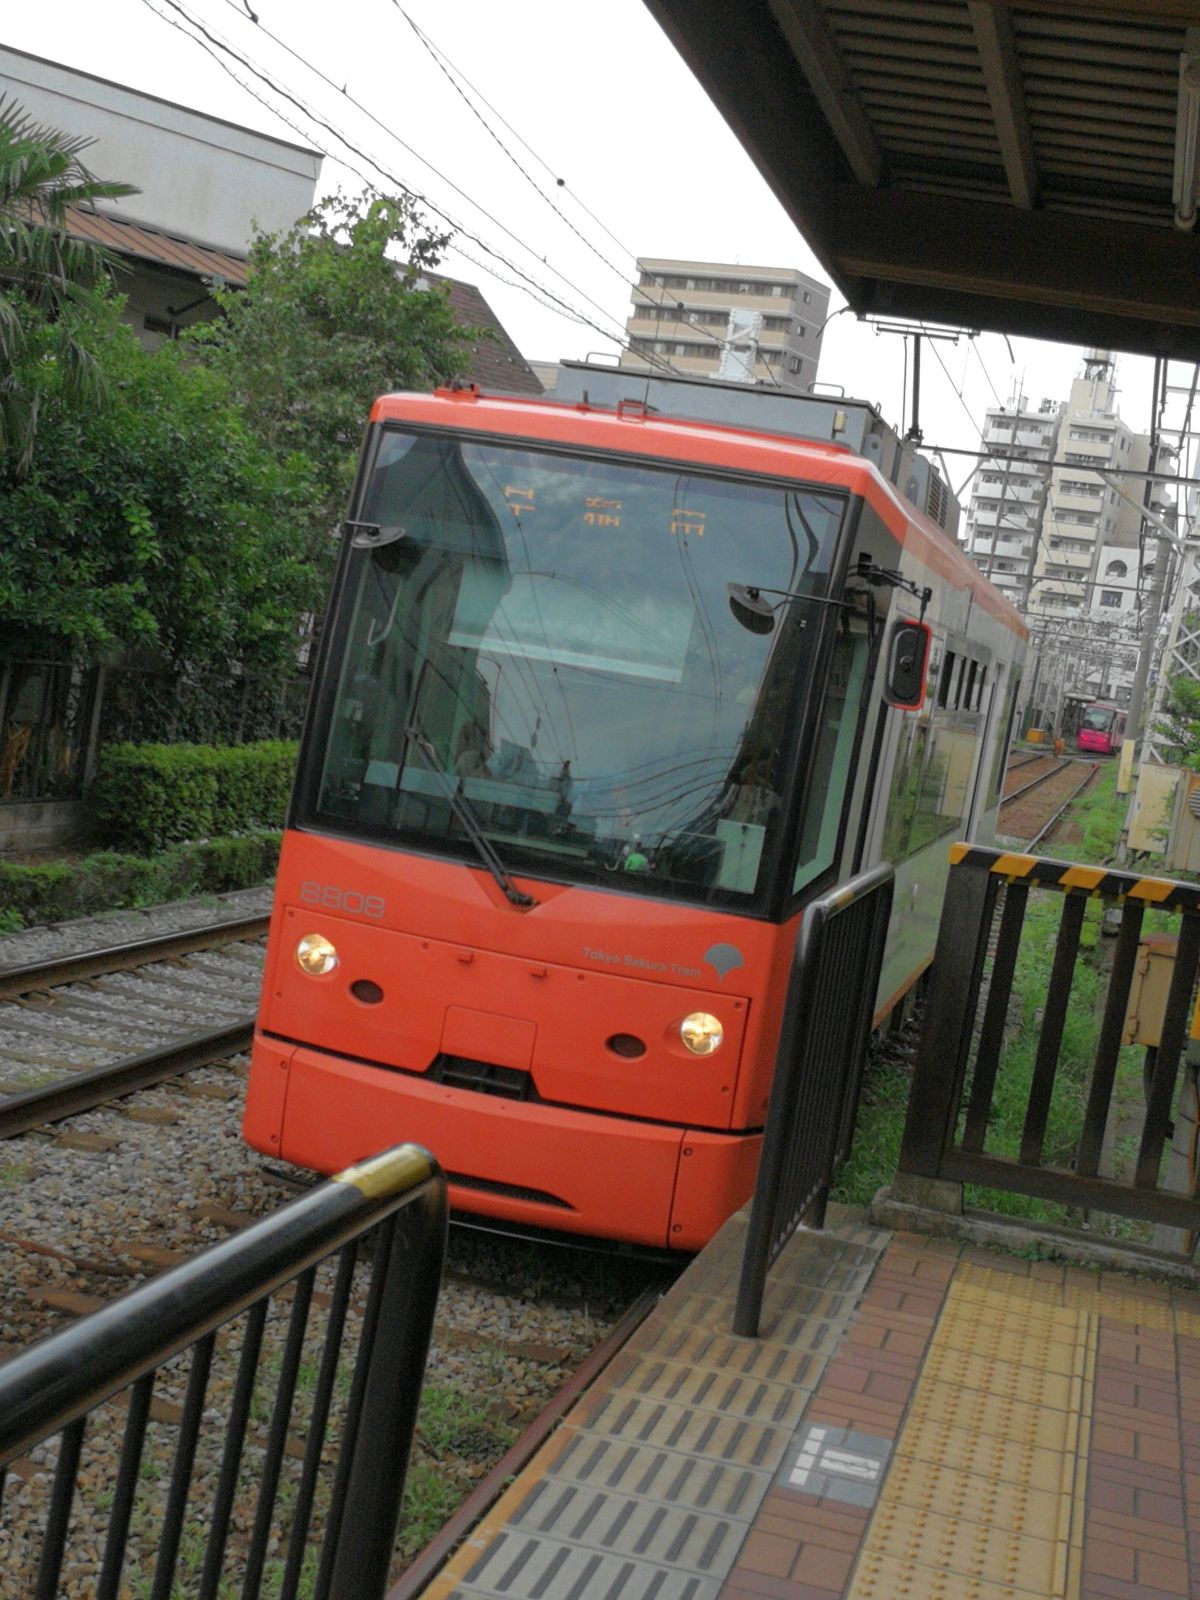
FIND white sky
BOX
[3,0,1183,491]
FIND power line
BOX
[383,9,795,385]
[398,8,632,291]
[147,0,661,365]
[968,337,1003,408]
[389,11,757,360]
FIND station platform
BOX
[416,1208,1200,1600]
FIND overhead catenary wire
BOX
[144,0,670,369]
[188,0,635,346]
[384,7,789,385]
[243,0,791,388]
[397,7,632,291]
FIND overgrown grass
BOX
[835,762,1138,1221]
[1076,762,1134,864]
[398,1377,517,1561]
[832,1047,912,1209]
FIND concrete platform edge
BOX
[871,1185,1200,1287]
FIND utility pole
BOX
[1117,358,1168,855]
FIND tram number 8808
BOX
[299,882,386,919]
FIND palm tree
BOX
[0,96,137,476]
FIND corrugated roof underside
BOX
[822,1,1185,223]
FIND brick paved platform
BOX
[414,1207,1200,1600]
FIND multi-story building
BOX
[962,394,1063,608]
[963,354,1160,723]
[621,258,830,393]
[0,47,542,394]
[1027,352,1151,620]
[0,44,323,349]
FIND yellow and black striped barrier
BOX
[948,842,1200,911]
[898,842,1200,1236]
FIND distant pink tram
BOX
[1077,702,1126,755]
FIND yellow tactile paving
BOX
[1062,1286,1174,1328]
[882,1457,1063,1534]
[860,1504,1064,1592]
[893,1421,1073,1496]
[847,1277,1095,1600]
[918,1349,1078,1411]
[935,1323,1083,1377]
[954,1261,1178,1330]
[903,1379,1080,1452]
[851,1553,1054,1600]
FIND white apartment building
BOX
[1027,353,1151,620]
[962,395,1063,607]
[621,258,830,393]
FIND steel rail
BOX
[1027,764,1101,852]
[0,915,269,1003]
[1000,757,1073,808]
[0,1019,254,1141]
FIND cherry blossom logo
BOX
[703,943,744,982]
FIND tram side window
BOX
[937,650,954,709]
[883,642,987,862]
[989,671,1020,801]
[793,627,870,893]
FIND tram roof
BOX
[642,1,1200,360]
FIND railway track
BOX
[999,755,1099,846]
[0,907,673,1593]
[1026,763,1100,849]
[0,914,265,1140]
[0,913,267,1000]
[0,1054,667,1594]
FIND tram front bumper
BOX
[244,1031,761,1251]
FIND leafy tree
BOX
[0,295,320,688]
[0,96,136,476]
[1155,669,1200,769]
[189,190,471,547]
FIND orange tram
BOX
[244,369,1027,1250]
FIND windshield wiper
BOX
[404,728,537,908]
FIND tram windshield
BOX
[1082,706,1117,732]
[302,429,849,904]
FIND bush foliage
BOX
[91,740,297,851]
[0,832,281,928]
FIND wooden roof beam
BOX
[1173,27,1200,229]
[969,1,1039,208]
[826,181,1200,354]
[766,0,883,186]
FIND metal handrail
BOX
[0,1144,448,1600]
[734,864,894,1338]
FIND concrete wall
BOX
[0,45,320,252]
[0,799,87,853]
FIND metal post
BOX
[82,663,107,789]
[324,1183,448,1598]
[1118,357,1167,822]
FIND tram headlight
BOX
[296,933,339,976]
[680,1012,723,1056]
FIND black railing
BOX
[898,844,1200,1238]
[0,1144,447,1600]
[734,864,894,1337]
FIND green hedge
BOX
[0,832,282,929]
[91,740,298,851]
